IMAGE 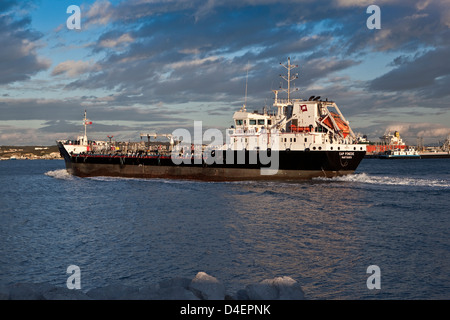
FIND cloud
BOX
[0,96,189,122]
[0,0,35,12]
[51,60,99,77]
[338,1,450,55]
[333,0,403,7]
[84,0,115,26]
[38,120,135,134]
[351,120,450,145]
[1,0,449,145]
[98,33,134,48]
[58,0,447,137]
[65,1,365,109]
[385,122,450,142]
[0,13,50,84]
[170,56,220,69]
[369,47,450,96]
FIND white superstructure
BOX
[225,58,366,153]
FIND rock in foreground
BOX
[1,272,305,300]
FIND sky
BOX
[0,0,449,146]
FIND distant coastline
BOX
[0,145,62,160]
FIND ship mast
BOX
[81,110,93,145]
[83,110,88,145]
[279,57,298,103]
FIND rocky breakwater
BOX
[0,272,305,300]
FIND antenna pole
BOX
[243,61,250,111]
[245,69,248,106]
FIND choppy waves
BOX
[314,172,450,188]
[3,159,449,299]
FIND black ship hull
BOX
[58,142,365,181]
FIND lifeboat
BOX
[321,112,350,138]
[290,125,311,133]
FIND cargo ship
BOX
[365,131,407,155]
[57,58,366,181]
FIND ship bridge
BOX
[232,110,273,134]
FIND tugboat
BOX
[57,58,366,181]
[379,147,421,159]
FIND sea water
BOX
[0,158,449,299]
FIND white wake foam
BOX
[44,169,74,180]
[315,173,450,188]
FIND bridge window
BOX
[249,119,256,125]
[236,120,243,125]
[258,119,265,125]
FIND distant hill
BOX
[0,145,61,160]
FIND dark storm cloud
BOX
[344,1,450,103]
[0,98,81,121]
[69,1,367,109]
[369,47,450,97]
[0,5,50,85]
[0,98,188,123]
[342,3,448,54]
[77,1,450,105]
[38,120,136,134]
[0,0,34,12]
[2,0,450,146]
[0,0,17,11]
